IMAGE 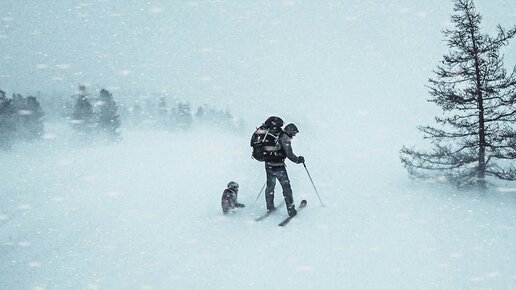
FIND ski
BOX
[278,200,307,227]
[254,200,285,222]
[254,209,275,221]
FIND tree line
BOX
[138,95,244,132]
[0,85,244,150]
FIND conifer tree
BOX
[96,89,120,136]
[157,97,168,116]
[171,102,193,130]
[11,94,26,139]
[14,95,44,140]
[71,85,94,133]
[25,96,45,139]
[131,104,143,127]
[401,0,516,188]
[0,90,16,149]
[195,106,205,120]
[157,96,169,128]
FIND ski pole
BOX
[303,162,325,207]
[254,182,266,204]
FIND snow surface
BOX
[1,121,516,290]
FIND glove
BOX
[297,156,305,164]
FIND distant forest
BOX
[0,85,245,150]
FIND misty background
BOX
[1,1,512,123]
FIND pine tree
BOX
[401,0,516,188]
[25,96,45,139]
[13,95,44,140]
[195,106,205,119]
[157,97,168,116]
[96,89,121,136]
[0,90,16,149]
[131,104,143,127]
[171,102,193,130]
[157,96,169,128]
[71,86,94,133]
[11,94,26,139]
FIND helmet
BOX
[227,181,239,190]
[284,123,299,137]
[264,116,284,128]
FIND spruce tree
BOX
[157,96,168,116]
[25,96,45,139]
[96,89,121,136]
[157,96,169,128]
[170,102,192,131]
[401,0,516,188]
[11,94,26,139]
[0,90,16,149]
[14,95,44,140]
[131,104,143,127]
[71,86,94,133]
[177,102,193,130]
[195,106,205,119]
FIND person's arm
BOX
[280,134,302,163]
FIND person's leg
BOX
[277,166,296,216]
[265,166,277,211]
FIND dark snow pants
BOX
[265,164,294,211]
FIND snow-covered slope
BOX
[1,121,515,290]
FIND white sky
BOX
[1,0,515,121]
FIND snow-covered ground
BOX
[1,121,516,290]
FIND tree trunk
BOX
[467,8,487,189]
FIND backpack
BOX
[250,117,285,162]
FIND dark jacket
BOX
[265,132,302,166]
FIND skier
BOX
[221,181,245,214]
[264,123,304,217]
